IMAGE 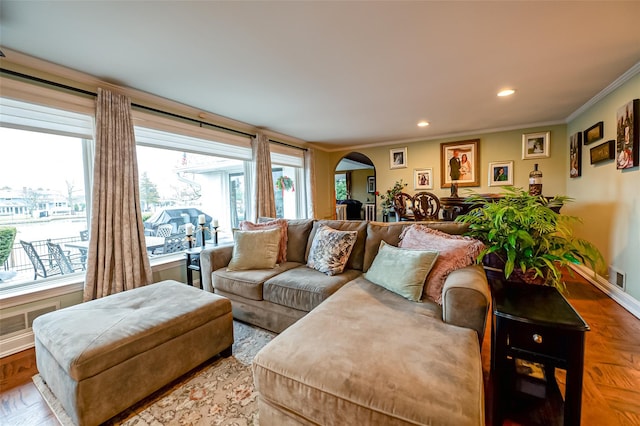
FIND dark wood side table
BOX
[491,280,589,426]
[185,246,203,288]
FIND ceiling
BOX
[1,1,640,151]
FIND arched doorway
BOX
[334,152,376,220]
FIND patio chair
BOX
[155,224,174,238]
[78,230,89,263]
[47,241,86,275]
[153,234,186,255]
[20,240,60,280]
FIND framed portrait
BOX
[590,140,615,164]
[440,139,480,188]
[583,121,603,145]
[389,147,407,169]
[367,176,375,193]
[488,161,513,187]
[414,168,433,190]
[569,132,582,178]
[616,99,639,170]
[522,131,550,159]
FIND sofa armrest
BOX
[199,245,234,293]
[441,264,490,344]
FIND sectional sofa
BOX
[200,219,491,425]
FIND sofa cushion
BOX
[253,277,484,426]
[227,228,281,271]
[364,241,439,302]
[307,224,358,275]
[239,219,288,263]
[399,224,485,304]
[281,219,314,264]
[363,222,407,271]
[214,262,302,300]
[306,220,368,271]
[263,265,362,311]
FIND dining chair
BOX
[20,240,60,280]
[47,241,85,274]
[392,192,415,221]
[412,192,441,221]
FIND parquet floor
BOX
[1,272,639,425]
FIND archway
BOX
[334,152,376,220]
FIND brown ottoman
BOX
[32,280,233,426]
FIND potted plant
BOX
[455,187,604,291]
[378,179,407,216]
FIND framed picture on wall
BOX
[583,121,604,145]
[522,131,550,159]
[488,161,513,186]
[440,139,480,188]
[570,131,582,178]
[616,99,639,170]
[367,176,375,193]
[414,168,433,190]
[389,147,407,169]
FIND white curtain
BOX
[84,88,153,301]
[304,148,316,218]
[251,132,276,221]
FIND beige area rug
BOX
[33,321,276,426]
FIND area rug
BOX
[33,320,276,426]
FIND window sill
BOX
[0,254,185,309]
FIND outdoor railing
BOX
[3,236,83,274]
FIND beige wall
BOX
[566,72,640,301]
[318,124,567,220]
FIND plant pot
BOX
[483,252,547,286]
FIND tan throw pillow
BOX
[227,228,282,271]
[399,224,485,304]
[307,225,357,276]
[364,241,439,302]
[239,219,288,263]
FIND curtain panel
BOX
[84,88,153,301]
[251,133,277,221]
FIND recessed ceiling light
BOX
[417,121,430,127]
[497,89,516,97]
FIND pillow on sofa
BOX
[364,241,439,302]
[399,224,485,304]
[307,225,357,276]
[227,228,282,271]
[239,219,288,263]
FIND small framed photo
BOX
[584,121,604,145]
[570,132,582,178]
[367,176,375,193]
[488,161,513,186]
[389,147,407,169]
[590,140,615,164]
[522,131,550,159]
[414,168,433,190]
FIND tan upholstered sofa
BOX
[200,219,490,425]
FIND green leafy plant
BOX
[455,187,604,291]
[0,227,17,266]
[275,176,295,192]
[378,179,407,215]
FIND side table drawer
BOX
[506,321,568,360]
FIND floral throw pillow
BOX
[239,219,288,264]
[399,224,485,304]
[307,225,358,276]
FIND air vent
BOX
[0,303,58,338]
[608,266,626,291]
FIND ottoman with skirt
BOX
[32,280,233,426]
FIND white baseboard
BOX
[571,264,640,320]
[0,330,35,358]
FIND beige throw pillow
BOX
[227,228,282,271]
[239,219,288,263]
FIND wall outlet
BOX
[608,266,626,291]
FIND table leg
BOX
[564,332,586,426]
[492,317,507,426]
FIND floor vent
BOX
[608,266,626,291]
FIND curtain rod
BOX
[1,67,308,152]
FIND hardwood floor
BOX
[1,271,639,425]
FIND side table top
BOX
[491,280,589,332]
